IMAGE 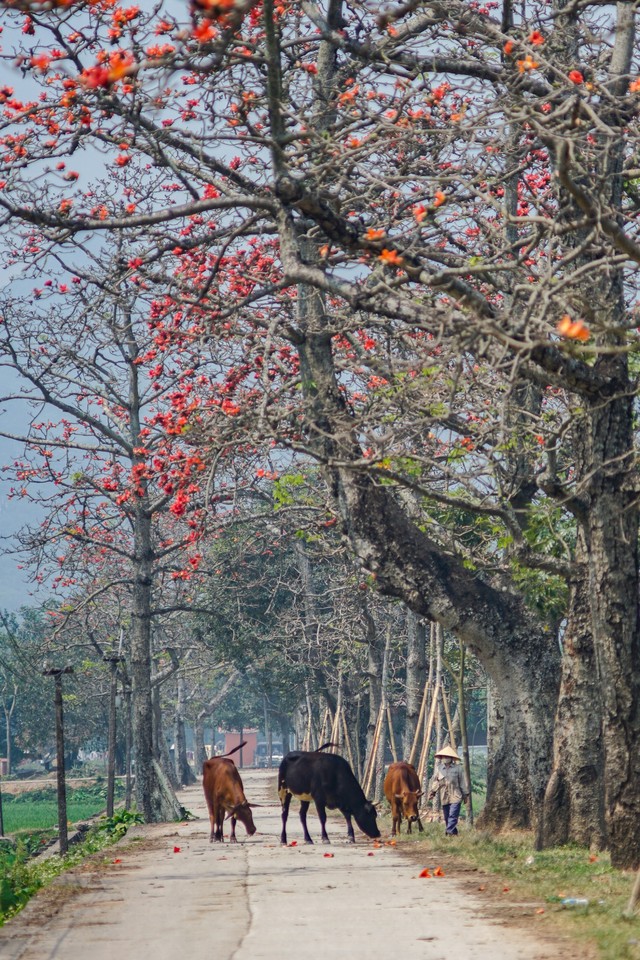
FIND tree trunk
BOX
[153,683,180,791]
[541,528,605,849]
[403,610,426,761]
[174,677,196,787]
[583,356,640,868]
[194,716,207,768]
[131,508,179,820]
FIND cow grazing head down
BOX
[227,799,257,837]
[354,800,380,840]
[279,749,381,844]
[203,746,257,843]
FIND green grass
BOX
[0,808,144,925]
[4,801,109,834]
[2,783,123,836]
[387,817,640,960]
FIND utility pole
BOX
[42,665,74,855]
[103,655,124,817]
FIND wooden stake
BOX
[409,677,430,766]
[440,683,457,747]
[417,681,440,784]
[387,704,398,763]
[363,701,384,796]
[340,708,356,770]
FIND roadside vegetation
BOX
[392,821,640,960]
[0,807,143,925]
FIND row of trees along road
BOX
[0,0,639,866]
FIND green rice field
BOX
[2,783,119,835]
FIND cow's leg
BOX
[280,790,291,845]
[215,808,224,842]
[209,812,216,842]
[300,800,314,844]
[315,801,331,843]
[342,811,355,843]
[417,816,424,833]
[391,801,399,836]
[407,818,412,834]
[229,816,238,843]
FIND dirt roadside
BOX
[0,769,595,960]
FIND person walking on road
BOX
[428,744,469,836]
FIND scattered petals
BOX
[173,846,181,853]
[112,858,122,864]
[367,851,375,856]
[535,908,545,914]
[289,841,297,847]
[419,868,432,878]
[323,853,335,858]
[434,866,445,877]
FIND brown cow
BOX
[203,745,257,843]
[384,761,424,836]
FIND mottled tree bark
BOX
[403,611,427,761]
[541,529,605,850]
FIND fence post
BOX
[42,665,74,855]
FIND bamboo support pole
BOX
[417,682,440,784]
[363,701,384,796]
[387,704,398,763]
[440,683,457,748]
[318,707,331,746]
[340,709,356,770]
[409,678,430,767]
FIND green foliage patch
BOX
[0,805,140,926]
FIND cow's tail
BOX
[221,741,247,759]
[316,742,337,752]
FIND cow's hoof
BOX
[305,839,314,845]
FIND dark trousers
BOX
[442,801,461,835]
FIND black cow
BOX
[278,749,380,844]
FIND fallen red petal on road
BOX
[419,869,432,878]
[289,841,297,847]
[323,853,334,858]
[367,852,374,856]
[173,847,181,853]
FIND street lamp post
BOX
[42,665,74,855]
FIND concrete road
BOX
[0,769,568,960]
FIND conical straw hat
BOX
[434,744,461,761]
